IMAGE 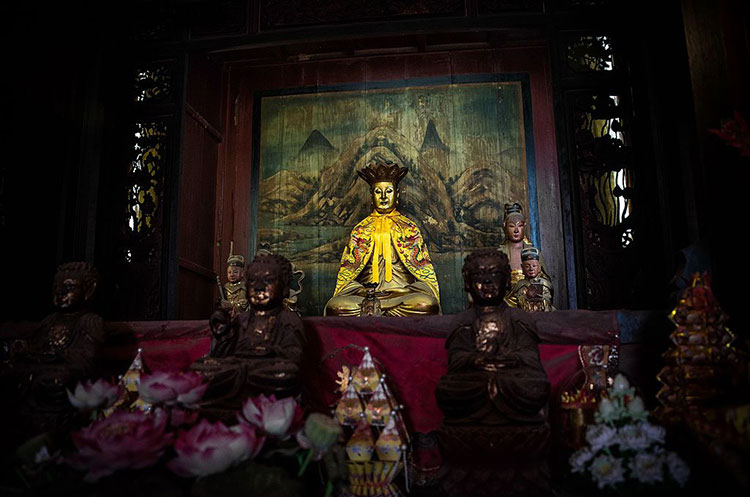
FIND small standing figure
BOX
[218,242,249,317]
[506,246,554,312]
[3,262,104,442]
[193,253,306,418]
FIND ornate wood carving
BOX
[259,0,464,30]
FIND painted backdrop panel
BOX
[255,79,534,315]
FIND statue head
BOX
[52,262,99,311]
[246,253,292,310]
[226,254,245,284]
[503,202,526,243]
[462,250,510,306]
[521,246,541,279]
[357,158,408,214]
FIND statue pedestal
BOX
[437,423,552,497]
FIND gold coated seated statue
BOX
[192,253,305,416]
[325,158,440,317]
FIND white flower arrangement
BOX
[569,374,690,490]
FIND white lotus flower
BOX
[585,424,617,452]
[629,451,665,484]
[598,398,616,421]
[613,374,630,391]
[639,422,666,444]
[67,379,121,410]
[618,424,651,451]
[666,451,690,487]
[569,448,594,473]
[610,374,635,398]
[590,454,625,489]
[627,396,648,421]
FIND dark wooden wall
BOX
[177,54,225,319]
[216,40,564,312]
[3,1,747,331]
[680,0,749,332]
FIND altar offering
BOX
[331,346,410,497]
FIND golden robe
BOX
[505,276,555,312]
[326,210,440,316]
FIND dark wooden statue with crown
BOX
[192,252,305,420]
[2,262,105,443]
[435,249,552,497]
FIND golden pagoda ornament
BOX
[103,348,153,417]
[351,347,380,394]
[335,381,364,426]
[346,419,375,462]
[656,273,741,422]
[654,273,749,487]
[365,382,392,426]
[375,417,404,462]
[330,346,411,497]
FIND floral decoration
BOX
[168,419,264,477]
[569,373,690,491]
[12,366,345,496]
[67,379,122,411]
[137,371,208,408]
[67,408,173,482]
[239,394,305,439]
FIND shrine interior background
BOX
[2,0,748,388]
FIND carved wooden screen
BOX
[557,32,646,310]
[109,60,182,320]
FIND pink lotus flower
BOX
[239,394,304,438]
[168,419,265,477]
[67,379,121,410]
[67,409,173,482]
[138,371,208,408]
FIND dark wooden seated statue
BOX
[191,253,305,416]
[2,262,104,443]
[436,250,550,426]
[436,310,550,426]
[434,250,552,497]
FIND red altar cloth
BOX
[119,311,618,434]
[1,312,617,433]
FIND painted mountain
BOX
[259,169,316,217]
[279,123,507,259]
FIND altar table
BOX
[103,311,620,433]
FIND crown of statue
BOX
[226,241,245,267]
[248,252,293,286]
[227,254,245,267]
[54,261,99,287]
[357,158,408,187]
[521,246,540,261]
[504,202,525,222]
